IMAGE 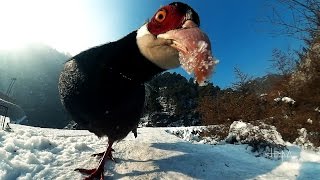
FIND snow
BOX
[225,121,288,158]
[274,97,296,105]
[307,118,313,124]
[260,93,268,97]
[0,124,320,179]
[294,128,317,150]
[157,95,176,116]
[230,120,247,130]
[282,97,296,104]
[226,121,285,145]
[166,126,207,143]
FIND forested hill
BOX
[0,44,70,127]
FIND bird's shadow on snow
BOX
[107,141,292,179]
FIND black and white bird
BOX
[58,2,211,179]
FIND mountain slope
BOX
[0,44,70,127]
[0,124,319,179]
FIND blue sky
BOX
[84,0,303,88]
[0,0,303,88]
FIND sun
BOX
[0,1,50,50]
[0,0,92,54]
[0,2,29,50]
[0,0,126,55]
[0,28,32,50]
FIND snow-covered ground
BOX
[0,124,320,179]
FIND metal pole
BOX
[0,115,3,130]
[6,78,16,96]
[0,105,8,130]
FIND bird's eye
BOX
[155,10,166,23]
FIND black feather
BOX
[58,31,164,141]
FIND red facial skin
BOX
[147,5,185,36]
[147,4,214,85]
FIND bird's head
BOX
[137,2,215,84]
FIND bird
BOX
[58,2,211,179]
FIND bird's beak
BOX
[158,20,216,85]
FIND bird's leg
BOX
[132,127,137,138]
[91,148,115,161]
[75,140,114,180]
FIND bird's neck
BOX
[102,31,165,83]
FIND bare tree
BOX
[263,0,319,40]
[232,67,254,94]
[270,48,297,76]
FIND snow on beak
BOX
[158,20,218,86]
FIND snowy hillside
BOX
[1,124,320,179]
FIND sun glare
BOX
[0,0,100,54]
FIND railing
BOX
[0,105,9,130]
